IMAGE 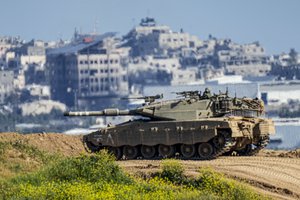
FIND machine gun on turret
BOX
[174,90,200,98]
[122,94,163,103]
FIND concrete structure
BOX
[271,50,300,80]
[46,32,129,108]
[0,36,23,68]
[124,17,202,57]
[171,68,197,85]
[260,81,300,105]
[206,75,246,85]
[128,55,198,85]
[194,38,271,78]
[19,100,66,116]
[217,41,271,76]
[0,70,14,104]
[25,84,50,99]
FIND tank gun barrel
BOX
[64,109,136,117]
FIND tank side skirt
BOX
[101,120,234,147]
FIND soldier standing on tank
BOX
[202,88,212,99]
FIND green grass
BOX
[0,150,268,200]
[0,140,59,180]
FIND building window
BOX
[94,60,98,64]
[100,69,104,73]
[80,70,84,74]
[110,59,113,64]
[100,60,103,64]
[90,60,94,64]
[105,69,108,73]
[84,60,88,64]
[110,69,113,73]
[104,59,108,64]
[115,59,118,64]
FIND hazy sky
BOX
[1,0,299,54]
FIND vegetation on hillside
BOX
[0,142,267,200]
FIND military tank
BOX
[64,88,275,160]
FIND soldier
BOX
[202,88,212,98]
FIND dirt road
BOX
[118,156,300,200]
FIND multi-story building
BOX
[0,36,23,68]
[46,32,129,108]
[217,41,271,76]
[271,49,300,79]
[123,17,202,57]
[0,70,14,104]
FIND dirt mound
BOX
[259,149,300,158]
[0,133,85,156]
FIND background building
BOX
[0,70,14,104]
[46,32,129,109]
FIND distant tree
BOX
[288,48,298,65]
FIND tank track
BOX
[211,134,236,159]
[83,132,236,160]
[83,135,100,152]
[227,136,270,156]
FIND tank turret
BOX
[65,91,264,121]
[65,88,275,160]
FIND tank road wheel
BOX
[198,143,214,160]
[213,131,236,157]
[212,134,226,149]
[158,144,175,158]
[108,147,122,160]
[123,146,138,160]
[180,144,195,159]
[141,145,156,159]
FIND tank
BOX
[64,88,275,160]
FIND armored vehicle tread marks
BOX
[65,88,275,160]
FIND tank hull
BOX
[83,116,275,160]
